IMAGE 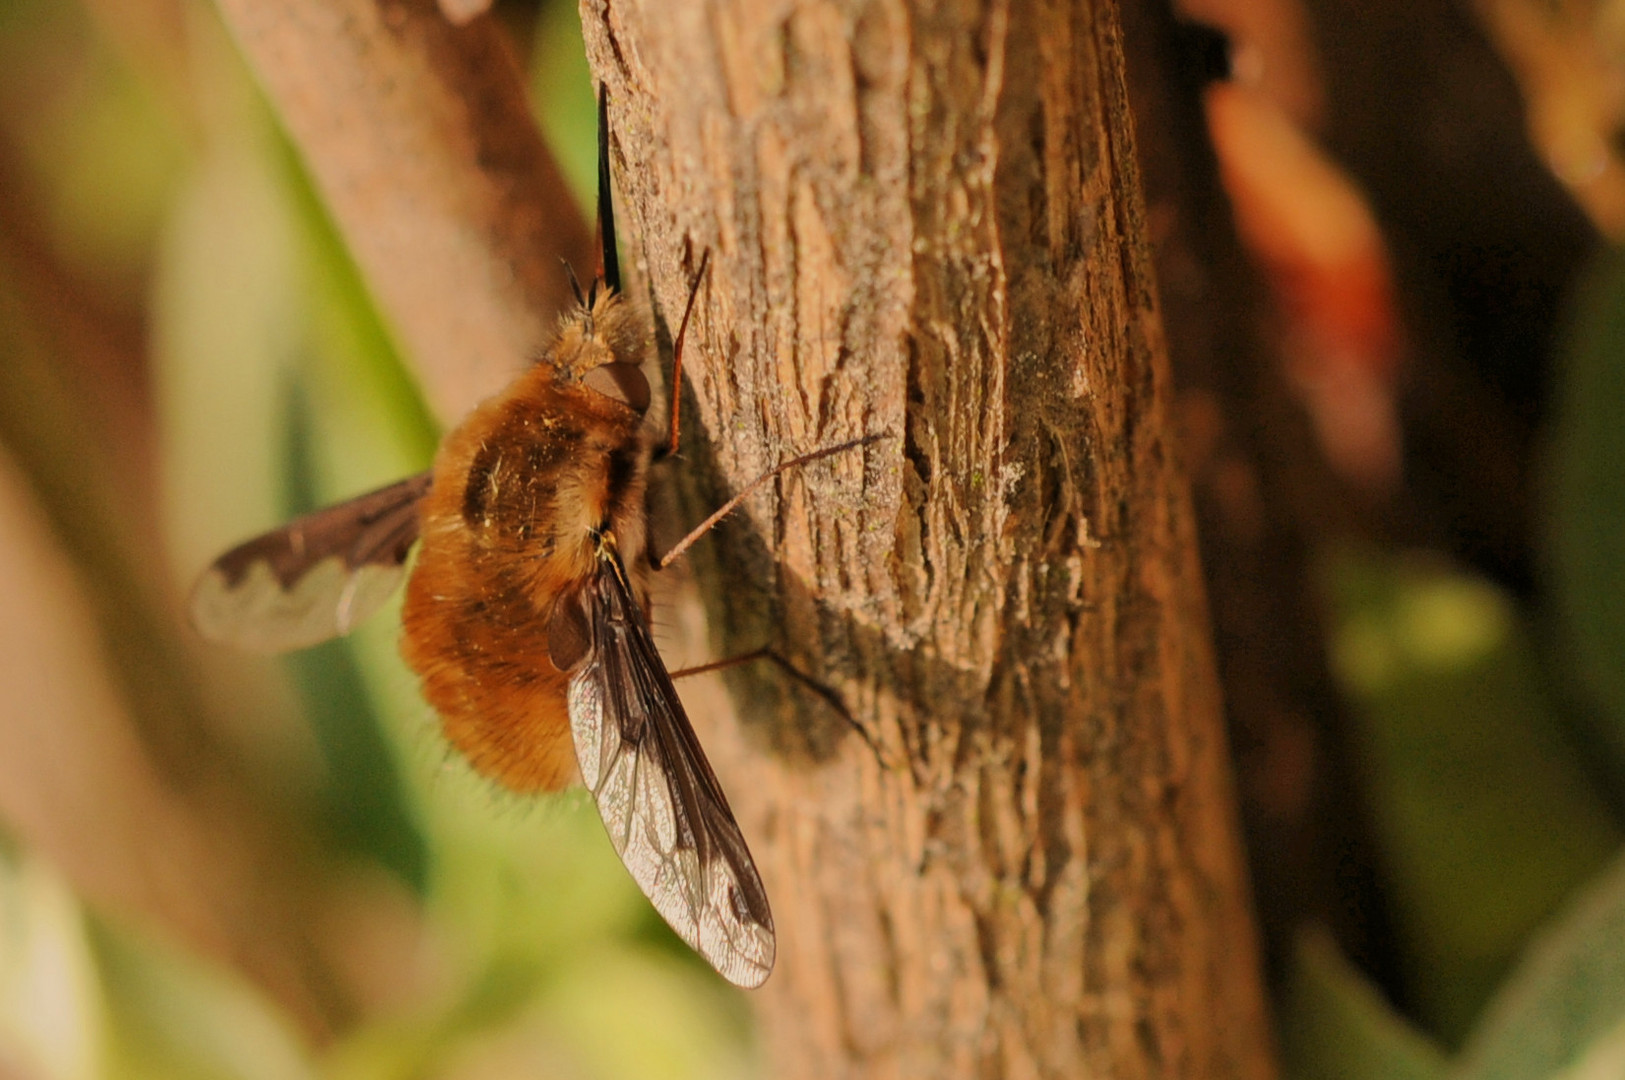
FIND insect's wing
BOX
[566,547,776,988]
[190,473,432,653]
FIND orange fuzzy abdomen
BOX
[400,368,647,793]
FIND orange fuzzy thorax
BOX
[400,293,652,793]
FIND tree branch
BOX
[213,0,596,421]
[584,0,1274,1075]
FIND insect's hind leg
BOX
[670,647,894,770]
[648,433,893,763]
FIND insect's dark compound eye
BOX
[582,362,651,414]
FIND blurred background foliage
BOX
[4,0,1625,1077]
[0,0,756,1077]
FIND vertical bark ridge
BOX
[583,1,1273,1075]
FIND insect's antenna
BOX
[562,259,586,308]
[666,249,711,459]
[595,84,622,296]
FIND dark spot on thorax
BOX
[462,442,501,526]
[461,409,581,533]
[606,444,640,507]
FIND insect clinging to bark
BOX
[191,87,879,988]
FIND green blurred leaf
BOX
[272,128,439,483]
[0,0,184,288]
[275,311,427,894]
[0,844,106,1080]
[1328,554,1620,1044]
[153,98,305,592]
[259,110,444,896]
[418,788,654,980]
[1455,849,1625,1080]
[534,952,758,1080]
[1546,1023,1625,1080]
[530,0,598,213]
[1281,927,1447,1080]
[91,918,313,1080]
[1549,244,1625,791]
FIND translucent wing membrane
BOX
[567,544,776,988]
[190,473,431,653]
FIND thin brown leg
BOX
[670,646,893,769]
[655,432,887,570]
[666,249,711,460]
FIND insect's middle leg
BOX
[652,432,887,570]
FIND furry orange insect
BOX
[191,89,877,988]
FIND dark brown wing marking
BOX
[190,472,432,653]
[566,539,776,988]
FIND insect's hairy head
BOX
[549,290,652,415]
[551,290,648,369]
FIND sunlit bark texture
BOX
[583,0,1274,1076]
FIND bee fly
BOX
[190,88,879,989]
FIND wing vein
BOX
[566,543,775,987]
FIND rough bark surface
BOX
[212,0,597,422]
[582,1,1274,1076]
